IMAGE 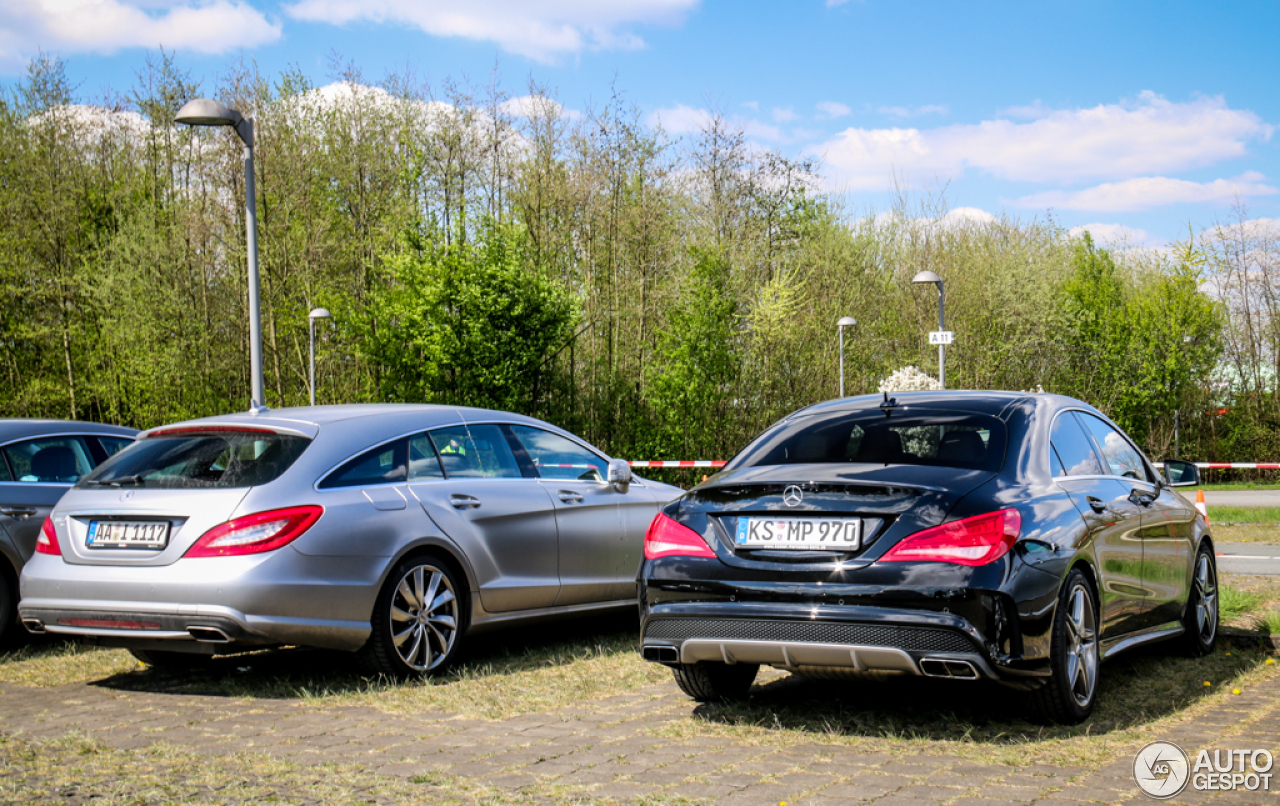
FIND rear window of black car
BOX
[77,431,311,489]
[724,409,1007,473]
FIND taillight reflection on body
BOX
[185,505,323,558]
[35,517,61,556]
[643,512,716,560]
[880,509,1022,567]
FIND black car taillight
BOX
[643,512,716,560]
[880,509,1021,567]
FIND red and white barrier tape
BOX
[628,460,726,468]
[1156,462,1280,469]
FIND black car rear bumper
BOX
[640,600,1045,684]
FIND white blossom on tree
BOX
[877,366,943,393]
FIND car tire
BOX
[129,648,215,670]
[359,556,463,678]
[1031,568,1099,724]
[671,661,759,702]
[1180,543,1218,656]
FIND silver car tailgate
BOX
[53,487,250,567]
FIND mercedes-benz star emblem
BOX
[782,485,804,506]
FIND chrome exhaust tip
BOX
[188,626,231,643]
[919,658,979,679]
[642,645,679,663]
[22,618,46,635]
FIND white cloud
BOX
[648,103,790,143]
[1068,223,1154,246]
[771,107,798,123]
[877,104,948,118]
[499,95,579,120]
[283,0,698,63]
[0,0,280,70]
[1016,172,1278,212]
[810,92,1274,191]
[741,100,759,112]
[942,206,997,226]
[815,101,851,120]
[647,103,712,135]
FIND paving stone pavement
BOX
[2,669,1279,804]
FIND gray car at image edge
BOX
[18,404,682,675]
[0,420,138,643]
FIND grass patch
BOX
[2,613,668,721]
[1220,585,1263,621]
[1259,611,1280,635]
[1208,505,1280,523]
[648,644,1280,768]
[1212,523,1280,544]
[0,639,135,686]
[1199,481,1280,492]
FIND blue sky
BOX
[3,0,1277,247]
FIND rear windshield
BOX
[77,431,311,489]
[724,409,1007,473]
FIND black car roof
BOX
[795,390,1036,419]
[0,419,139,445]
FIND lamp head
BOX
[309,307,332,321]
[837,316,857,328]
[175,99,243,128]
[911,270,943,286]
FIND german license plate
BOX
[86,521,170,550]
[735,516,861,551]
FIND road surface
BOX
[1202,490,1280,507]
[1217,542,1280,576]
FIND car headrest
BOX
[937,430,986,464]
[31,446,78,481]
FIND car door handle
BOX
[557,490,584,504]
[1085,496,1109,514]
[448,494,481,510]
[0,506,36,519]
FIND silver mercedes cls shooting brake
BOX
[19,405,682,675]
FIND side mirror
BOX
[1163,459,1200,487]
[607,458,632,491]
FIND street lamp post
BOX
[912,270,946,389]
[308,308,332,406]
[175,99,265,410]
[837,316,857,397]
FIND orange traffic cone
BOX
[1194,489,1210,524]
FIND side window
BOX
[408,434,444,481]
[1050,446,1067,477]
[97,437,134,458]
[3,436,94,483]
[319,439,406,489]
[509,425,607,482]
[1078,413,1150,482]
[1050,414,1102,477]
[429,425,522,479]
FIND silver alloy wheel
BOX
[389,563,458,672]
[1195,552,1218,641]
[1064,583,1099,708]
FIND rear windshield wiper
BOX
[86,474,147,487]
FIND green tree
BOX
[644,248,741,458]
[362,221,580,413]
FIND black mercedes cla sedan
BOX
[638,391,1215,723]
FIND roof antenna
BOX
[880,391,898,418]
[248,400,271,416]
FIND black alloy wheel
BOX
[1031,568,1100,724]
[1181,544,1218,656]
